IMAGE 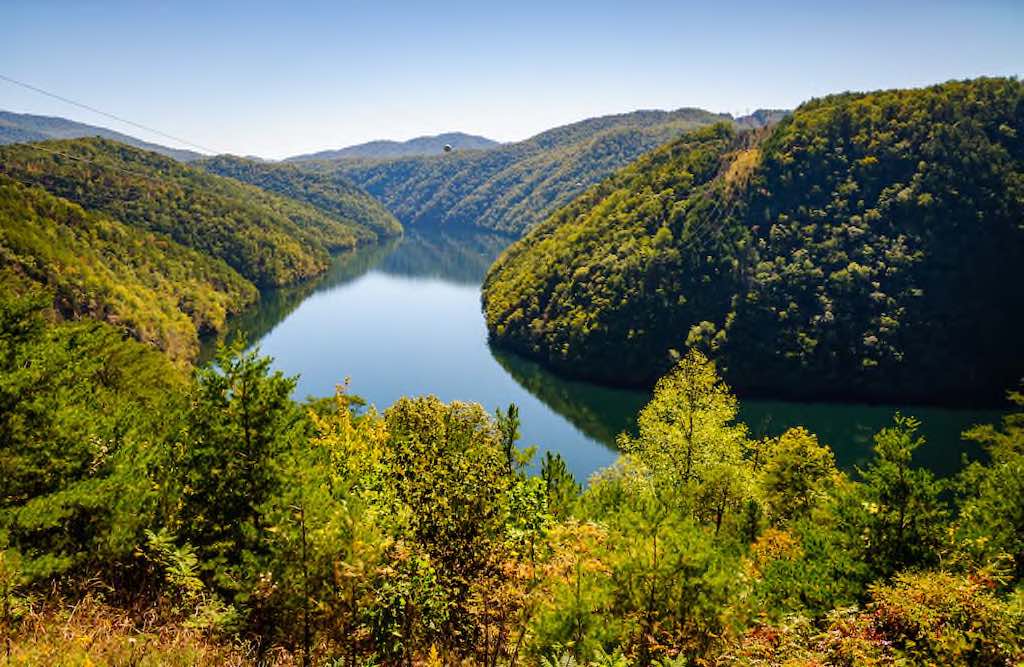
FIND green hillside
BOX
[483,78,1024,403]
[197,154,403,238]
[0,138,376,287]
[0,177,256,362]
[310,108,746,235]
[0,137,402,362]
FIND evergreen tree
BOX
[853,414,947,578]
[175,341,302,594]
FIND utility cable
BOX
[0,72,219,155]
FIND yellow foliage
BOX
[724,147,761,191]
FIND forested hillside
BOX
[286,131,499,161]
[0,109,203,161]
[0,138,403,362]
[307,108,758,235]
[483,78,1024,403]
[0,138,381,287]
[197,154,403,239]
[0,178,256,361]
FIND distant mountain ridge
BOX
[287,132,500,162]
[300,107,786,235]
[0,110,204,162]
[734,109,791,129]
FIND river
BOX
[202,229,1004,483]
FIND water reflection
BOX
[377,228,513,284]
[490,345,647,447]
[199,238,400,362]
[202,228,1006,482]
[738,400,1000,478]
[494,340,1002,478]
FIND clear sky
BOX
[3,0,1022,159]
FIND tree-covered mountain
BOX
[0,138,381,287]
[287,131,499,161]
[197,154,403,239]
[0,137,403,361]
[302,108,774,235]
[0,177,256,362]
[483,78,1024,403]
[0,110,203,162]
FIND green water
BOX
[203,229,1005,483]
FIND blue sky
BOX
[4,1,1022,159]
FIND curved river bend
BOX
[203,230,1002,483]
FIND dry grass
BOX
[2,595,297,667]
[724,148,761,192]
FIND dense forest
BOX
[0,138,390,286]
[2,276,1021,664]
[0,137,402,362]
[303,108,775,235]
[2,76,1021,666]
[483,78,1024,403]
[0,176,256,362]
[197,155,403,240]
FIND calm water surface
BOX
[204,230,1004,483]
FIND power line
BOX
[0,72,219,155]
[677,130,764,258]
[5,142,180,186]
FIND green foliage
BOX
[5,206,1024,665]
[198,154,402,239]
[620,350,746,488]
[747,518,868,620]
[594,486,741,664]
[142,528,239,632]
[483,123,741,384]
[318,108,734,235]
[0,176,256,362]
[0,285,186,581]
[378,396,514,649]
[484,77,1024,402]
[0,138,372,287]
[759,427,839,524]
[850,415,948,579]
[173,341,302,596]
[954,385,1024,582]
[728,570,1024,666]
[541,452,580,519]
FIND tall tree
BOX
[852,414,946,578]
[620,350,747,488]
[175,341,302,592]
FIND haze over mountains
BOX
[286,131,500,162]
[0,110,204,162]
[299,108,789,235]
